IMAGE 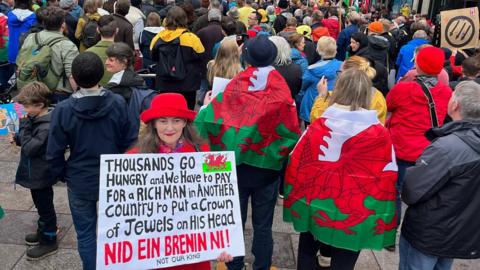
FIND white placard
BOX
[96,151,244,270]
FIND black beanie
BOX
[278,0,288,9]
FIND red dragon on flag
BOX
[284,106,398,251]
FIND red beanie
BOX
[416,46,445,75]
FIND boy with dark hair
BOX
[17,6,78,103]
[86,15,117,86]
[47,52,137,269]
[9,81,58,260]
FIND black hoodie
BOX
[402,121,480,259]
[47,90,137,197]
[367,35,390,68]
[106,69,145,103]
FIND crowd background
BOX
[1,0,480,270]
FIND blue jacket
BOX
[291,48,308,74]
[299,59,342,122]
[396,38,429,80]
[336,23,358,61]
[69,5,83,20]
[47,90,137,198]
[7,9,36,63]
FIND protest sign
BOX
[440,7,479,50]
[96,151,244,270]
[0,103,26,136]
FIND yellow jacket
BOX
[310,88,387,124]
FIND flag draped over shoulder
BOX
[284,105,398,251]
[194,66,300,170]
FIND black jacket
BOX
[47,90,137,197]
[275,63,302,98]
[401,121,480,259]
[367,35,390,68]
[105,69,145,103]
[112,14,134,50]
[15,113,56,189]
[197,21,224,63]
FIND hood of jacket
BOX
[70,90,118,120]
[126,6,145,24]
[368,35,389,50]
[8,9,35,26]
[143,26,164,34]
[305,58,342,90]
[426,121,480,154]
[69,5,83,19]
[291,48,303,60]
[157,27,187,42]
[407,38,429,48]
[30,111,51,125]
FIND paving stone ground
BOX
[0,137,479,270]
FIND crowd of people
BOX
[1,0,480,269]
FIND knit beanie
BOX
[368,21,384,34]
[416,46,445,75]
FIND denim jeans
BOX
[399,235,453,270]
[226,179,279,270]
[68,189,98,270]
[396,159,415,226]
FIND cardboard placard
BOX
[441,7,479,50]
[96,152,244,270]
[0,103,26,136]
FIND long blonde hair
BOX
[329,69,372,111]
[207,39,242,86]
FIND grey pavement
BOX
[0,137,479,270]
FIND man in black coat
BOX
[400,81,480,270]
[112,0,135,50]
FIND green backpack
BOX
[16,33,67,90]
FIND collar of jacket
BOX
[426,120,480,141]
[113,13,133,26]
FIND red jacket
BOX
[322,17,339,39]
[386,81,452,162]
[127,141,211,270]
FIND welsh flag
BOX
[343,0,359,11]
[283,106,398,251]
[194,66,300,170]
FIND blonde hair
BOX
[316,36,337,59]
[146,12,162,27]
[342,56,376,80]
[207,39,242,86]
[329,69,372,111]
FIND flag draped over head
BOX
[194,66,301,170]
[283,105,398,251]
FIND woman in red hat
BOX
[128,93,233,270]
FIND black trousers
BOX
[31,186,57,234]
[297,232,360,270]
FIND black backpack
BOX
[153,31,187,81]
[81,16,100,48]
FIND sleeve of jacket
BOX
[60,41,80,77]
[386,83,403,112]
[46,106,67,180]
[19,124,49,158]
[124,25,135,50]
[402,141,452,205]
[75,18,85,40]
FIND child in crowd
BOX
[10,81,58,260]
[46,52,137,269]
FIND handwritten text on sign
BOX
[96,152,244,270]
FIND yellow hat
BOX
[296,25,312,39]
[257,9,268,23]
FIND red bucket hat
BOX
[140,93,196,123]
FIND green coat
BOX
[86,40,113,87]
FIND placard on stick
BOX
[96,151,245,270]
[441,7,479,50]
